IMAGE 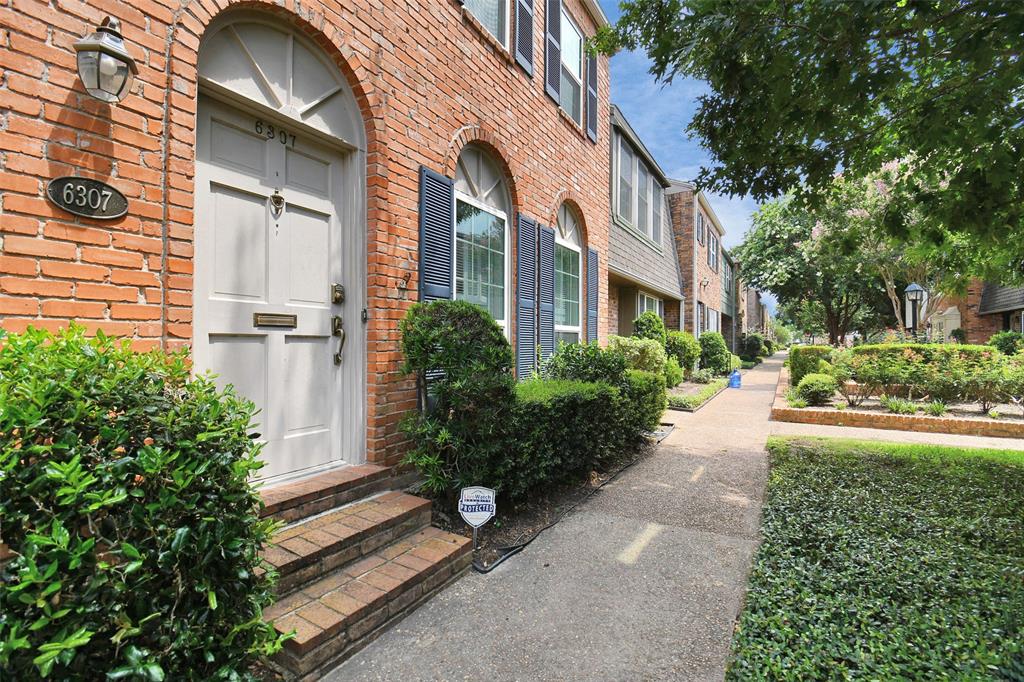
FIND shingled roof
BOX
[979,283,1024,314]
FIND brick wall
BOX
[667,188,724,334]
[957,279,1006,344]
[607,282,619,337]
[0,0,612,467]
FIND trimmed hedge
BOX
[699,332,731,375]
[796,373,838,406]
[608,335,667,375]
[0,327,283,680]
[402,302,666,502]
[789,345,833,385]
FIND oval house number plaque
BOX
[46,177,128,220]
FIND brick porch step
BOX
[266,526,472,680]
[263,491,432,596]
[259,464,391,524]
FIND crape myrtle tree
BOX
[734,196,886,345]
[596,0,1024,281]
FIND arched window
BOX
[555,203,583,345]
[454,146,511,331]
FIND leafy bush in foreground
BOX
[796,373,837,406]
[789,345,832,385]
[729,438,1024,680]
[0,327,283,680]
[631,310,667,346]
[608,335,667,375]
[664,356,684,387]
[698,332,731,375]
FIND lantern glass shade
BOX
[74,18,137,103]
[904,282,925,303]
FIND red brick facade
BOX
[0,0,611,467]
[955,280,1007,344]
[666,185,725,336]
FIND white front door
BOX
[193,97,361,481]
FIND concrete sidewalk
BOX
[325,359,785,682]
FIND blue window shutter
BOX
[515,0,534,76]
[538,224,555,361]
[418,166,454,301]
[544,0,561,102]
[587,247,598,343]
[516,214,538,378]
[586,53,598,142]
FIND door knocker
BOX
[270,189,284,218]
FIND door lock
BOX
[332,315,346,365]
[331,283,346,304]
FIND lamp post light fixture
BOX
[904,282,925,339]
[74,17,138,103]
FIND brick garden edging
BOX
[771,366,1024,440]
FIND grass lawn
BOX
[728,437,1024,680]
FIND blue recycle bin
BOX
[728,369,742,388]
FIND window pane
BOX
[618,138,634,223]
[560,11,582,79]
[637,164,649,235]
[556,331,579,346]
[560,67,582,124]
[652,185,662,245]
[455,199,505,324]
[465,0,506,45]
[555,244,580,328]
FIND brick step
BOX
[265,526,472,680]
[262,491,432,596]
[259,464,392,524]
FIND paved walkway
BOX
[327,358,785,682]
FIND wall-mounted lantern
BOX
[74,17,137,103]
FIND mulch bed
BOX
[428,443,656,568]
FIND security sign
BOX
[458,486,496,529]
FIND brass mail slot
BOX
[253,313,297,328]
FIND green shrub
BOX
[789,345,833,385]
[924,400,948,417]
[740,360,759,370]
[699,332,731,375]
[829,349,867,407]
[608,335,667,375]
[620,370,666,436]
[880,394,918,414]
[400,300,516,497]
[0,327,283,680]
[632,310,667,346]
[731,354,742,371]
[989,330,1024,356]
[949,327,967,343]
[784,388,809,408]
[511,379,622,496]
[741,332,766,360]
[666,330,700,374]
[796,373,838,406]
[544,340,626,385]
[763,338,776,355]
[665,356,684,388]
[690,368,716,384]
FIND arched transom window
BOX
[555,203,583,345]
[454,146,511,331]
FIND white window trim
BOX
[559,9,584,126]
[637,291,663,318]
[453,190,511,336]
[554,231,582,344]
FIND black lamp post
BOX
[904,283,925,340]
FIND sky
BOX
[598,1,761,252]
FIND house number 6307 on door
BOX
[255,119,297,146]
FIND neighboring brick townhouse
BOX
[665,180,729,339]
[0,0,611,672]
[945,280,1024,343]
[606,105,685,335]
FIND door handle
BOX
[332,315,346,365]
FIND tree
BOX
[734,196,885,345]
[598,1,1024,280]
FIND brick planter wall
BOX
[771,367,1024,440]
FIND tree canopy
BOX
[598,0,1024,280]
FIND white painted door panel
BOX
[195,97,359,482]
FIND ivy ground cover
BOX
[729,437,1024,680]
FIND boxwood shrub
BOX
[698,332,731,375]
[796,373,838,406]
[632,311,667,346]
[789,345,833,385]
[608,335,667,375]
[0,327,284,681]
